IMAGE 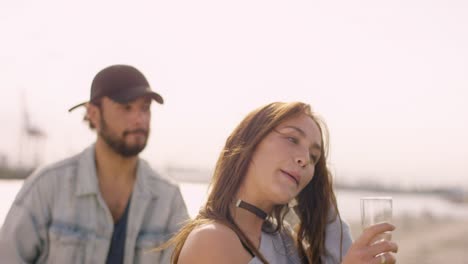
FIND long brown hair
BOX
[165,102,340,264]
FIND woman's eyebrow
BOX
[282,125,306,136]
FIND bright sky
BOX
[1,0,467,188]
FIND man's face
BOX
[96,96,152,157]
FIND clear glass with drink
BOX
[360,196,393,243]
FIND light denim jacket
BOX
[0,145,189,264]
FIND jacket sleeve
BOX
[322,216,353,264]
[0,173,51,263]
[159,185,190,263]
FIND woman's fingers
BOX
[369,231,392,245]
[354,222,395,247]
[342,223,398,264]
[371,253,396,264]
[368,240,398,257]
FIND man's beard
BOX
[99,116,149,157]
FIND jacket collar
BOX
[75,145,99,196]
[75,144,160,199]
[133,158,161,199]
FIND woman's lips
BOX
[281,170,299,185]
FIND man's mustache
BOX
[123,129,148,137]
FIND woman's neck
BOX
[231,189,274,247]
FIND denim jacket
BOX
[0,145,189,264]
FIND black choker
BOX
[236,199,268,220]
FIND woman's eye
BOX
[287,137,298,144]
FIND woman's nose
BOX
[295,152,310,167]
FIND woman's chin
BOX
[271,190,296,205]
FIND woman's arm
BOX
[178,222,253,264]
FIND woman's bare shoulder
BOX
[178,222,252,264]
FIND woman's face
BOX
[244,113,322,205]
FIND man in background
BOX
[0,64,189,263]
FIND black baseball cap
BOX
[68,64,164,112]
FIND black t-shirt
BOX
[105,198,131,264]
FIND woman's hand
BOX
[342,222,398,264]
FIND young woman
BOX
[166,102,397,264]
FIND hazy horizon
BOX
[1,0,467,188]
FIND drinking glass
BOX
[360,196,392,243]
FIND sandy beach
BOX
[349,215,468,264]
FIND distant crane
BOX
[18,92,47,170]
